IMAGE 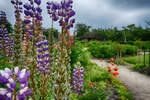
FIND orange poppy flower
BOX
[113,67,119,71]
[112,72,119,76]
[107,69,111,72]
[110,57,114,61]
[111,75,116,79]
[90,81,93,87]
[110,62,115,66]
[107,66,111,69]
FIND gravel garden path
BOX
[91,59,150,100]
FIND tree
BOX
[0,11,13,34]
[75,23,91,38]
[43,28,59,40]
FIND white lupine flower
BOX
[0,88,7,95]
[19,87,28,95]
[2,71,9,79]
[5,68,11,73]
[19,69,26,79]
[6,83,11,89]
[8,78,14,83]
[14,67,19,74]
[21,84,25,88]
[6,92,12,98]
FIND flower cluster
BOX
[0,27,13,57]
[11,0,23,14]
[46,0,75,29]
[0,67,31,100]
[106,60,119,78]
[11,0,23,66]
[72,63,84,94]
[36,36,50,74]
[23,0,42,24]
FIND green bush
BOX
[131,64,150,75]
[123,45,138,56]
[142,41,150,50]
[87,41,138,58]
[70,41,91,67]
[88,41,116,58]
[80,81,107,100]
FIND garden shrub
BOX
[131,64,150,75]
[70,41,91,69]
[142,41,150,50]
[123,44,138,56]
[88,41,116,58]
[87,40,138,58]
[80,81,107,100]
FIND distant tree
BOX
[75,23,91,38]
[43,28,59,40]
[5,21,13,34]
[0,11,13,34]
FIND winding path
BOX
[91,59,150,100]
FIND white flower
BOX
[6,83,11,89]
[19,69,26,79]
[14,67,19,75]
[1,71,9,79]
[6,92,12,98]
[19,87,28,95]
[0,88,7,95]
[5,68,11,74]
[8,78,14,83]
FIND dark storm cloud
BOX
[0,0,150,31]
[108,0,150,9]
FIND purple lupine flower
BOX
[11,0,23,14]
[0,27,14,57]
[36,37,50,74]
[34,0,41,5]
[0,11,13,57]
[0,67,31,100]
[72,62,84,94]
[46,0,75,29]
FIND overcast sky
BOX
[0,0,150,32]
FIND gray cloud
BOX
[0,0,150,31]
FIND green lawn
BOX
[124,54,149,66]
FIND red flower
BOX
[107,69,111,72]
[110,62,115,66]
[107,66,111,69]
[112,72,119,76]
[90,81,93,87]
[113,67,119,71]
[111,75,116,79]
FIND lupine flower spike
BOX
[0,11,14,59]
[72,62,84,95]
[11,0,23,66]
[0,67,31,100]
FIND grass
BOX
[124,54,149,66]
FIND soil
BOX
[91,59,150,100]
